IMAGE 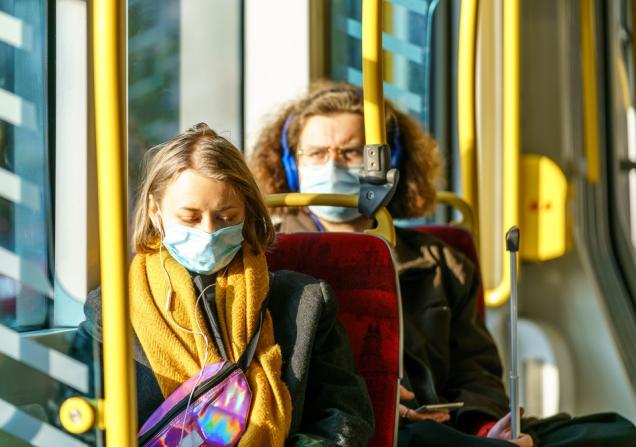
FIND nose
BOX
[198,215,217,234]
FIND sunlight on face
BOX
[297,113,365,171]
[151,169,245,234]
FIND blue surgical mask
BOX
[299,161,362,223]
[161,219,244,275]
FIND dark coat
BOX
[279,211,510,430]
[75,269,374,446]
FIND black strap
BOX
[237,292,271,371]
[194,275,231,362]
[193,275,271,371]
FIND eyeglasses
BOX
[296,146,364,166]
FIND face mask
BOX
[161,218,244,275]
[299,161,362,223]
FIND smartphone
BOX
[414,402,464,413]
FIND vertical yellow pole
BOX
[632,0,636,104]
[362,0,387,144]
[458,0,479,231]
[580,0,600,184]
[503,0,520,257]
[486,0,520,307]
[93,0,137,445]
[383,1,394,85]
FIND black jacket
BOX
[279,211,509,431]
[74,269,374,446]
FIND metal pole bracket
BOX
[359,144,400,217]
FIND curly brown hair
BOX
[249,80,442,219]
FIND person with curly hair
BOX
[249,81,636,447]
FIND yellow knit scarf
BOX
[129,244,292,446]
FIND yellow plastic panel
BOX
[520,155,568,262]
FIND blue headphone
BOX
[280,114,403,192]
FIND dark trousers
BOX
[399,413,636,447]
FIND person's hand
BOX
[487,411,533,447]
[398,385,450,423]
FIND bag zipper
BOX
[139,361,240,445]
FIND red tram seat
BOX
[266,232,401,447]
[412,225,485,317]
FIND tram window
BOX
[128,0,244,209]
[0,4,102,446]
[330,1,453,156]
[608,0,636,301]
[329,0,460,224]
[614,1,636,252]
[0,2,51,331]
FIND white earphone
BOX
[155,210,213,446]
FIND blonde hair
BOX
[133,123,275,253]
[249,80,442,219]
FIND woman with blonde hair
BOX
[74,123,374,446]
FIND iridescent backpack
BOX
[137,293,269,447]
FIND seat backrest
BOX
[412,225,485,317]
[266,233,401,447]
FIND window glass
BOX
[610,1,636,260]
[128,0,180,195]
[128,0,244,211]
[0,3,101,446]
[329,0,457,224]
[330,0,443,134]
[0,0,50,332]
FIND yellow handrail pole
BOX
[436,191,475,234]
[362,0,387,144]
[485,0,520,307]
[265,193,396,247]
[580,0,600,184]
[458,0,480,236]
[93,0,137,445]
[632,1,636,105]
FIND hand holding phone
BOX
[414,402,464,414]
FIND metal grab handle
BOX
[265,193,396,247]
[506,226,521,440]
